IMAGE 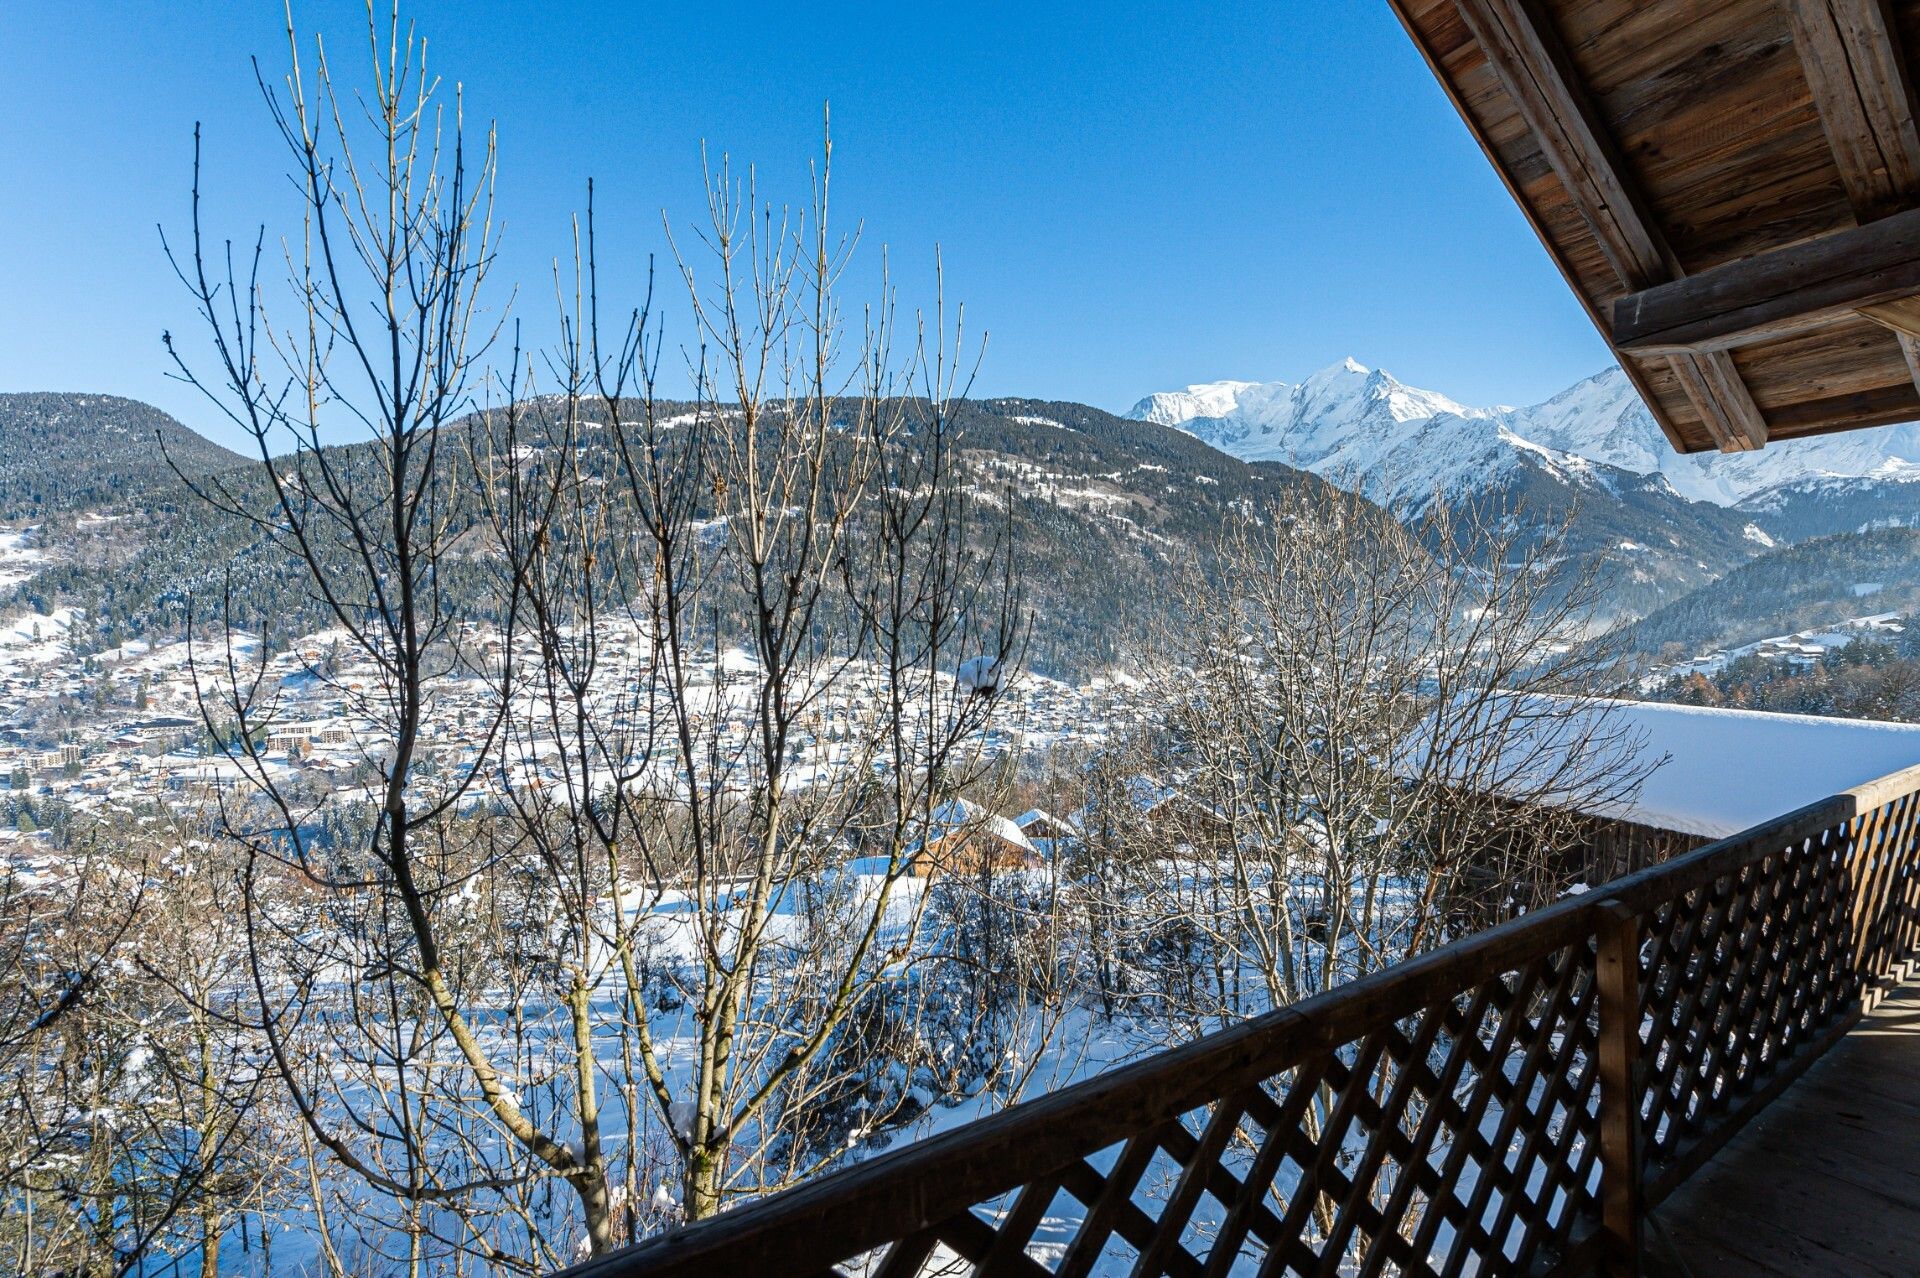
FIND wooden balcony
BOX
[1652,979,1920,1275]
[561,765,1920,1277]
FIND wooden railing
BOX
[562,765,1920,1277]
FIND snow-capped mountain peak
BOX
[1128,360,1920,511]
[1124,358,1496,489]
[1130,379,1261,427]
[1130,358,1481,432]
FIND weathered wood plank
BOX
[1611,204,1920,353]
[1785,0,1920,218]
[1382,0,1701,450]
[1452,0,1673,287]
[1395,0,1920,448]
[1780,0,1920,397]
[1594,901,1644,1277]
[1671,351,1770,450]
[1452,0,1775,451]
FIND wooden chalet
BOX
[559,5,1920,1276]
[1013,808,1079,844]
[1069,776,1235,856]
[907,799,1044,878]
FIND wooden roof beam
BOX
[1785,0,1920,218]
[1860,295,1920,387]
[1784,0,1920,403]
[1611,206,1920,354]
[1455,0,1767,451]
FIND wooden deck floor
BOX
[1650,978,1920,1276]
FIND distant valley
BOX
[10,361,1920,683]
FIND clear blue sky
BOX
[0,1,1614,449]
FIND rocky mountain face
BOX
[1132,359,1920,623]
[1133,361,1781,616]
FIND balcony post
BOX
[1595,898,1643,1277]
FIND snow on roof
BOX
[1014,807,1076,833]
[921,798,1036,852]
[1579,699,1920,839]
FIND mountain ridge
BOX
[14,373,1920,677]
[1129,359,1920,514]
[0,391,247,521]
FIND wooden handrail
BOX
[561,763,1920,1277]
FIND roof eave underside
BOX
[1391,0,1920,454]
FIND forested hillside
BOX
[1625,527,1920,658]
[18,388,1920,679]
[0,392,244,519]
[1656,635,1920,723]
[1,393,1361,678]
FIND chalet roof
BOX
[1013,807,1078,835]
[1394,0,1920,453]
[1579,699,1920,837]
[917,799,1037,853]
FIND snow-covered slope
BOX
[1125,359,1905,618]
[1133,359,1494,488]
[1509,369,1920,506]
[1137,360,1780,616]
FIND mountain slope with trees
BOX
[14,383,1920,679]
[1624,527,1920,659]
[1,392,1362,678]
[0,392,245,519]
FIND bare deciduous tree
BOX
[0,825,287,1278]
[1107,484,1649,1032]
[163,5,1025,1265]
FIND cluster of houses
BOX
[1654,611,1907,683]
[0,614,1146,872]
[19,595,1920,912]
[902,778,1224,879]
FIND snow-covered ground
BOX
[0,525,44,591]
[0,603,79,665]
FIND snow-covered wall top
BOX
[1130,360,1920,509]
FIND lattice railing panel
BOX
[820,942,1606,1278]
[1634,799,1912,1184]
[568,764,1920,1278]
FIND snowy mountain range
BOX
[1129,359,1920,513]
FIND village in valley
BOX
[8,474,1920,890]
[0,558,1149,882]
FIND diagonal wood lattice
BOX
[566,767,1920,1278]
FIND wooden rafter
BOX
[1784,0,1920,397]
[1610,206,1920,353]
[1786,0,1920,217]
[1861,295,1920,384]
[1453,0,1768,451]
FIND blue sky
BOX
[0,1,1615,448]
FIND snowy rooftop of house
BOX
[1595,700,1920,839]
[1013,807,1075,833]
[921,798,1036,852]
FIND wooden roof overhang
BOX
[1391,0,1920,453]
